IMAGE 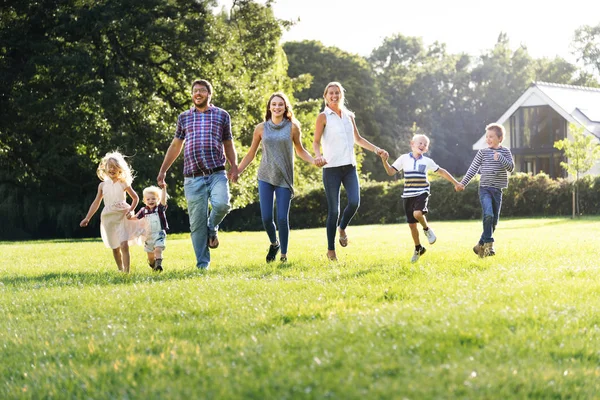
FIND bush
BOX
[221,173,600,232]
[3,173,599,239]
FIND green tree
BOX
[554,123,600,217]
[1,0,220,239]
[0,0,307,239]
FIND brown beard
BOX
[194,97,208,109]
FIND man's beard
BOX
[194,98,208,108]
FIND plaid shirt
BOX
[136,204,169,232]
[175,105,232,176]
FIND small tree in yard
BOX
[554,123,600,217]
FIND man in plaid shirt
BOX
[157,79,239,269]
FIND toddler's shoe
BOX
[411,247,426,263]
[154,258,163,272]
[424,228,436,244]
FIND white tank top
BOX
[321,106,356,168]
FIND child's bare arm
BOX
[160,184,168,206]
[436,167,462,190]
[380,156,397,177]
[125,186,139,218]
[80,183,103,227]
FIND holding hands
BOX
[227,165,239,183]
[377,148,389,161]
[454,182,465,192]
[314,155,327,168]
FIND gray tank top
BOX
[257,119,295,196]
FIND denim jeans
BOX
[184,171,230,269]
[322,165,360,251]
[478,186,502,244]
[258,180,292,254]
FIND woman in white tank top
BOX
[313,82,388,261]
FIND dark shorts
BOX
[403,193,429,224]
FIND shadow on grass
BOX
[0,269,211,290]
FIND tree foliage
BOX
[2,1,599,239]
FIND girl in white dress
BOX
[80,151,143,273]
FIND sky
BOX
[216,0,600,63]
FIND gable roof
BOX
[473,82,600,150]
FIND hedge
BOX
[220,173,600,231]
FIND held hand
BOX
[314,156,327,168]
[80,218,89,227]
[157,171,166,188]
[379,150,389,161]
[228,165,239,183]
[126,211,134,219]
[454,183,465,192]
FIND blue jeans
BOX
[323,165,360,251]
[184,171,230,269]
[478,186,502,244]
[258,180,292,254]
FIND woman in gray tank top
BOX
[238,92,324,262]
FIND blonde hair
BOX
[143,186,162,200]
[96,151,134,185]
[486,123,505,141]
[323,81,354,115]
[411,134,430,146]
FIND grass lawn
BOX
[1,217,599,399]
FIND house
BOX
[473,82,600,179]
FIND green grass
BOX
[2,217,600,399]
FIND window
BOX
[513,106,565,149]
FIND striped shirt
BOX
[392,153,439,198]
[175,105,232,176]
[461,147,514,189]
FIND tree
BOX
[572,23,600,79]
[0,0,306,239]
[554,123,600,217]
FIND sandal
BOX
[327,251,338,261]
[338,234,348,247]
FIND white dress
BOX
[100,180,143,249]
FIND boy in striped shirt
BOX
[380,134,462,263]
[459,123,514,258]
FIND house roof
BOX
[473,82,600,150]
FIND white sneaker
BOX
[424,228,436,244]
[411,247,426,263]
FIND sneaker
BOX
[266,242,280,263]
[148,261,156,270]
[424,228,436,244]
[411,246,426,263]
